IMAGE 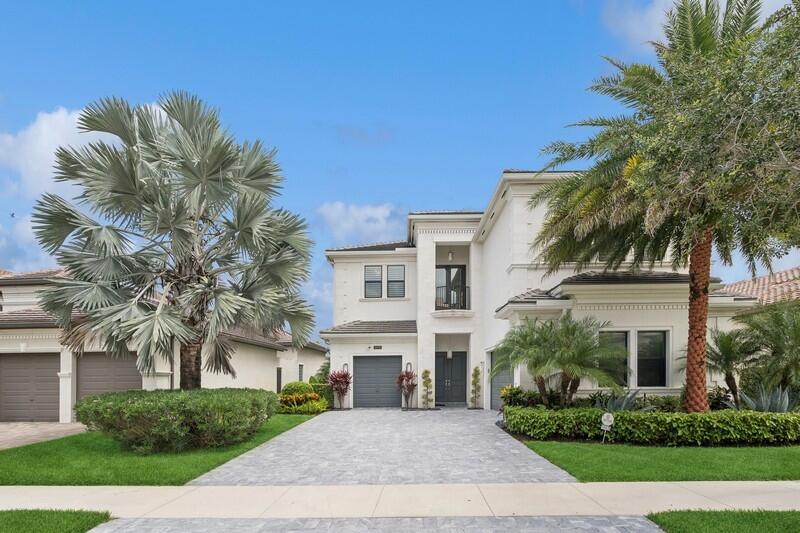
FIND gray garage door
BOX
[353,356,401,408]
[490,352,513,410]
[0,353,60,421]
[77,353,142,400]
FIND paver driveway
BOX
[190,408,573,485]
[0,422,85,450]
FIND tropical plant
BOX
[310,359,331,384]
[731,385,800,413]
[328,369,352,409]
[491,313,627,406]
[594,389,651,412]
[530,0,800,412]
[470,366,482,408]
[396,370,417,409]
[32,93,314,389]
[421,369,433,409]
[704,328,758,406]
[736,302,800,389]
[280,381,314,396]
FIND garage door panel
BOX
[0,353,60,422]
[490,353,512,410]
[77,353,142,400]
[353,356,401,408]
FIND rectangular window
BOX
[364,265,382,298]
[298,363,304,382]
[387,265,405,298]
[276,367,282,392]
[599,331,629,386]
[637,331,667,387]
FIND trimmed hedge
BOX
[75,388,278,454]
[311,382,334,407]
[280,381,313,395]
[504,406,800,446]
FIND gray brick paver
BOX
[190,408,573,485]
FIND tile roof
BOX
[0,268,66,285]
[325,240,413,253]
[495,288,566,313]
[723,266,800,304]
[559,271,721,285]
[221,326,287,351]
[320,320,417,335]
[0,307,77,328]
[273,330,328,353]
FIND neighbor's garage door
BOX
[77,353,142,400]
[353,356,401,408]
[0,353,60,421]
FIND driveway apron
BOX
[190,409,574,485]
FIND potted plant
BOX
[470,366,481,409]
[396,370,418,410]
[328,369,352,409]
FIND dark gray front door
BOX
[353,356,401,407]
[435,351,467,405]
[77,353,142,400]
[0,353,60,422]
[490,352,513,410]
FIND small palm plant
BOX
[736,302,800,389]
[32,93,313,389]
[492,312,627,407]
[705,328,758,407]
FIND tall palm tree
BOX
[33,93,314,389]
[491,313,627,406]
[530,0,797,412]
[736,302,800,389]
[705,328,758,406]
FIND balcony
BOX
[435,284,470,310]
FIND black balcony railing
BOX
[435,285,470,310]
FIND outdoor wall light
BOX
[406,362,412,372]
[343,362,349,372]
[448,250,453,262]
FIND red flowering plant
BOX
[396,370,417,409]
[328,369,353,409]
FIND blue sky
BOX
[0,0,794,332]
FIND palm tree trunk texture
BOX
[567,377,580,405]
[180,342,202,389]
[559,373,570,406]
[535,376,549,407]
[684,228,713,412]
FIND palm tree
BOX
[32,93,314,389]
[736,302,800,389]
[705,328,758,406]
[491,313,627,406]
[530,0,797,412]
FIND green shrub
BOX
[643,394,682,413]
[279,398,328,414]
[311,382,333,406]
[280,381,314,395]
[75,388,278,454]
[504,406,800,446]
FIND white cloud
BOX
[11,214,35,245]
[0,107,109,198]
[0,222,56,273]
[603,0,790,52]
[316,201,405,244]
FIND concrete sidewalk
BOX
[1,481,799,518]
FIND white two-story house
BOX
[320,170,757,409]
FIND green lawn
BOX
[0,510,110,533]
[649,510,800,533]
[0,414,310,485]
[527,441,800,481]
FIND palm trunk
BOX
[559,373,570,407]
[535,376,549,407]
[180,342,202,390]
[567,377,581,405]
[724,373,739,407]
[684,228,713,413]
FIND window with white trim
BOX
[298,363,304,382]
[387,265,405,298]
[637,331,667,387]
[598,331,629,386]
[364,265,382,298]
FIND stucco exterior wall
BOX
[201,341,281,391]
[0,284,48,312]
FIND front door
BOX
[435,351,467,405]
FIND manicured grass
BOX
[649,510,800,533]
[0,414,310,485]
[0,510,110,533]
[527,441,800,481]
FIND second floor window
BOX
[364,265,382,298]
[387,265,405,298]
[435,265,468,309]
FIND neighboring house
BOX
[321,170,758,409]
[723,266,800,304]
[0,269,327,423]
